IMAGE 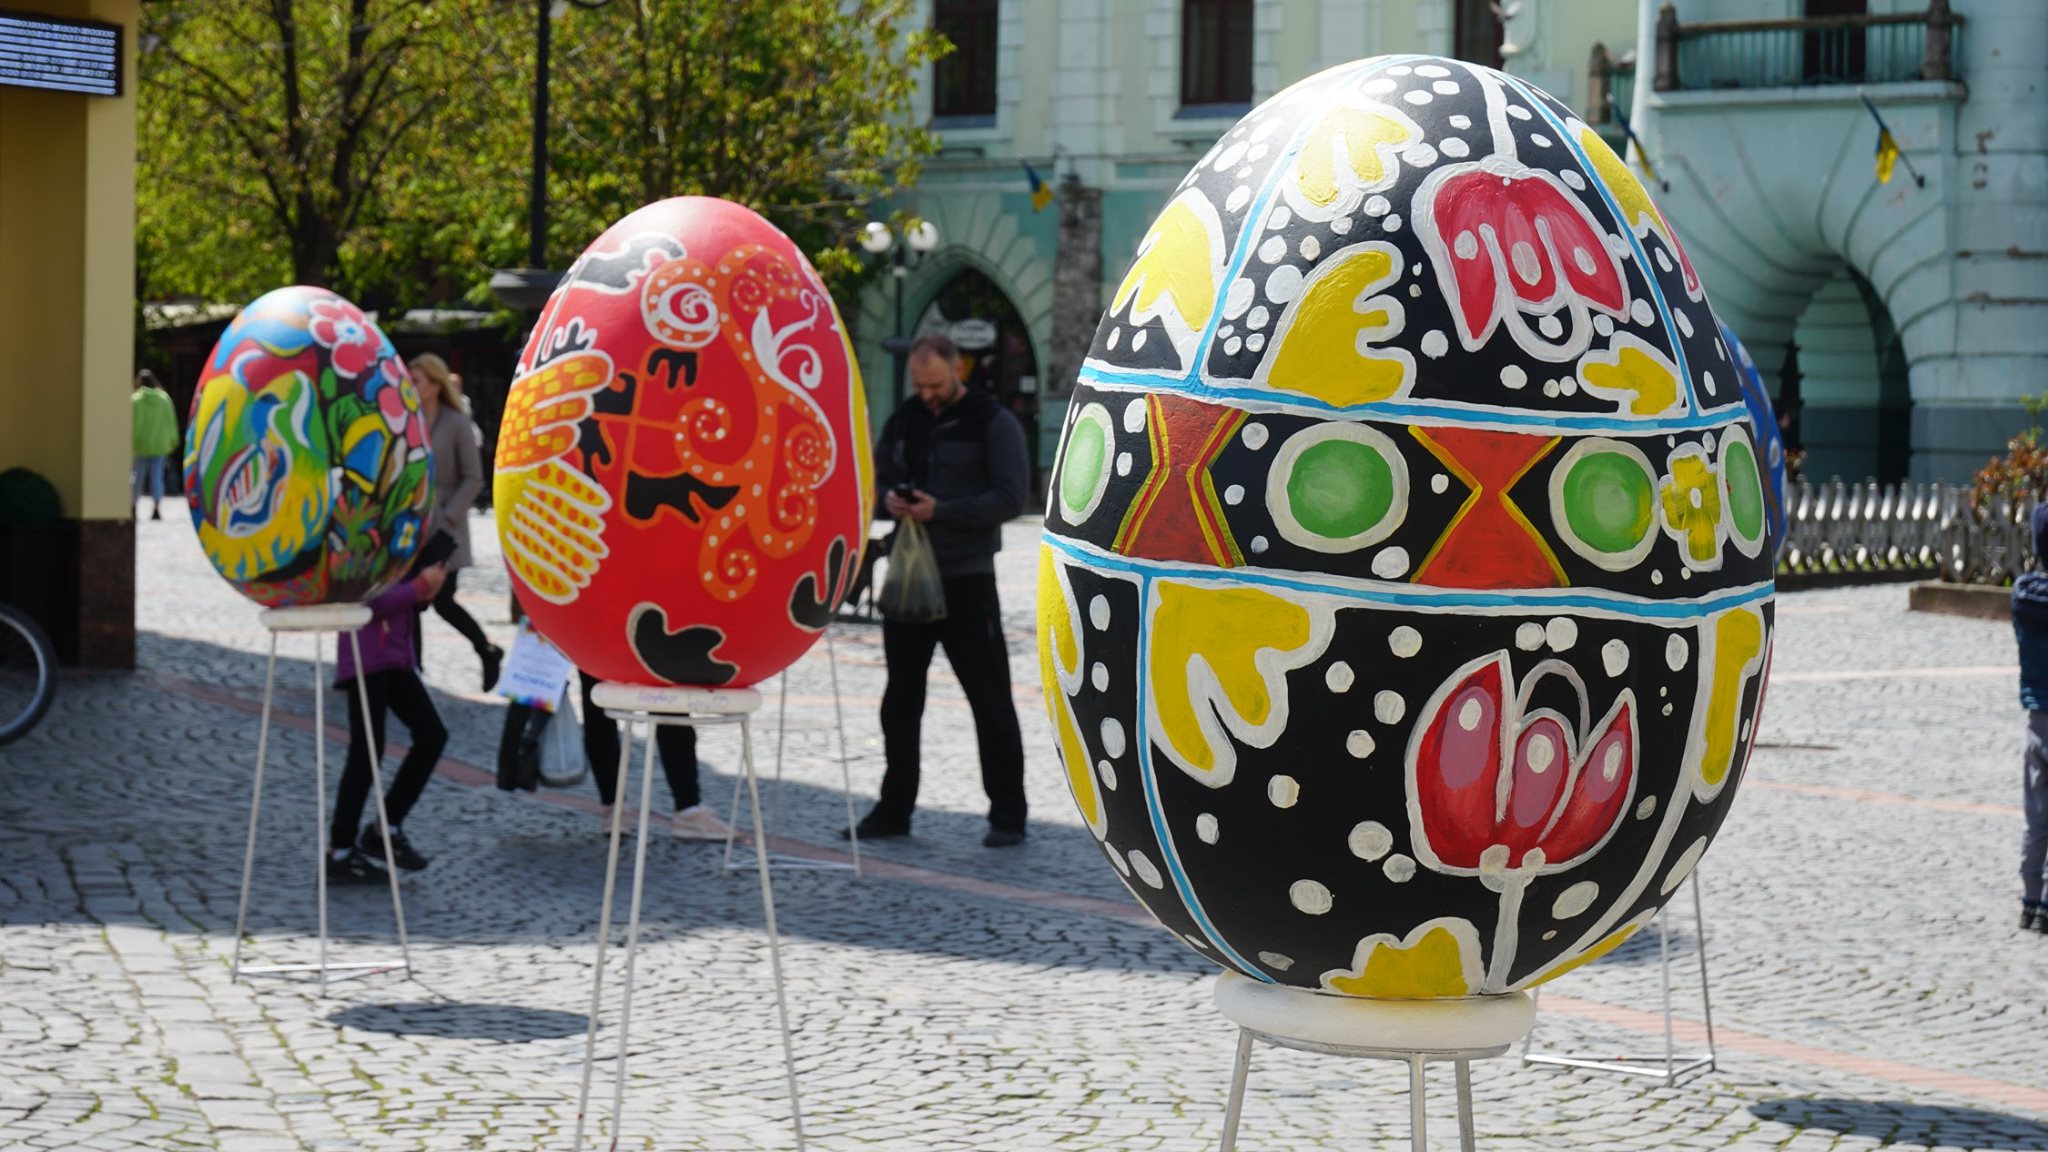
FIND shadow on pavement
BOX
[1582,921,1704,967]
[1749,1097,2048,1149]
[1,634,1202,980]
[330,1000,589,1042]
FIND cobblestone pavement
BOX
[1,505,2045,1150]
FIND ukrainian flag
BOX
[1861,93,1904,186]
[1875,126,1901,185]
[1024,161,1054,212]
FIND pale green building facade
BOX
[1629,0,2044,483]
[853,0,1621,483]
[857,0,2032,487]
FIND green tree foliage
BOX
[138,0,528,308]
[138,0,943,316]
[548,0,943,300]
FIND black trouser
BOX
[333,668,448,851]
[431,569,492,656]
[876,572,1027,831]
[579,671,700,809]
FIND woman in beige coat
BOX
[412,353,504,691]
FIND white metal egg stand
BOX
[719,626,863,875]
[228,604,412,995]
[573,681,808,1151]
[1213,975,1534,1152]
[1520,869,1717,1086]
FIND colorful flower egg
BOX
[184,286,432,607]
[1039,58,1776,1000]
[1719,319,1790,554]
[494,197,873,688]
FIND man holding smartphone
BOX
[856,333,1032,847]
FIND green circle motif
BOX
[1561,450,1655,555]
[1286,439,1396,540]
[1723,438,1765,542]
[1059,406,1111,520]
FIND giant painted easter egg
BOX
[185,286,432,607]
[494,197,872,688]
[1040,58,1775,1000]
[1719,319,1790,555]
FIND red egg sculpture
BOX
[494,197,873,687]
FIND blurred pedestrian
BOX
[855,333,1030,848]
[331,560,451,882]
[2015,505,2048,934]
[131,370,179,520]
[412,353,504,691]
[576,671,733,840]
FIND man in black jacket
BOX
[854,333,1031,847]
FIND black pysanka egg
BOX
[1038,56,1775,999]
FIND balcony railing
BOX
[1651,0,1961,93]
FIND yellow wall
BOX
[0,0,137,521]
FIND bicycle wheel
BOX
[0,603,56,746]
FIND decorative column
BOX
[1653,3,1679,92]
[1922,0,1955,82]
[1588,43,1614,123]
[1047,182,1103,399]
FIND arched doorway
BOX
[913,268,1044,481]
[1780,266,1911,485]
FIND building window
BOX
[1453,0,1504,70]
[1181,0,1253,111]
[1801,0,1868,83]
[933,0,999,123]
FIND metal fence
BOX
[1776,480,2037,585]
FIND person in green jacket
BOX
[131,370,179,520]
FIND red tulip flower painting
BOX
[1409,654,1637,879]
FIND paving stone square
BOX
[0,509,2045,1149]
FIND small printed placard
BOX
[496,622,576,713]
[0,10,120,96]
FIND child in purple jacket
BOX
[330,563,450,883]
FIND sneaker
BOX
[982,826,1028,849]
[2024,904,2041,931]
[326,849,389,886]
[841,812,910,841]
[357,825,429,872]
[671,805,736,841]
[150,506,163,521]
[480,644,505,693]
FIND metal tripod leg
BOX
[1456,1058,1475,1152]
[1658,903,1676,1085]
[607,719,661,1145]
[1692,871,1717,1071]
[313,635,329,996]
[230,632,280,980]
[572,726,637,1149]
[743,716,808,1149]
[347,632,412,984]
[1409,1054,1428,1152]
[1218,1028,1253,1152]
[826,628,860,873]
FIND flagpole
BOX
[1858,89,1926,188]
[1612,106,1670,194]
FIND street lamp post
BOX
[490,0,610,313]
[859,219,940,395]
